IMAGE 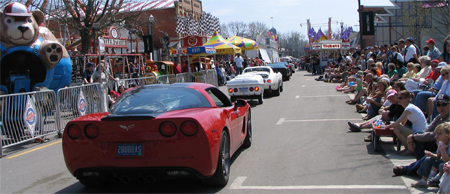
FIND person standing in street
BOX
[234,53,244,75]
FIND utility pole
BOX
[358,0,364,50]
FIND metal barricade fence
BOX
[194,71,206,83]
[56,83,106,134]
[167,74,177,84]
[205,69,219,87]
[176,73,192,83]
[157,75,169,84]
[0,90,57,149]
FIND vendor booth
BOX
[187,46,216,72]
[310,40,351,66]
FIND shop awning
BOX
[259,48,271,63]
[187,46,216,55]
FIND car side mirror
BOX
[233,99,246,110]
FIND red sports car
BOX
[62,83,252,187]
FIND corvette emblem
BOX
[120,125,135,131]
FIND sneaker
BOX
[348,122,361,132]
[411,180,428,188]
[427,179,440,187]
[393,166,407,176]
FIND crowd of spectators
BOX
[309,35,450,193]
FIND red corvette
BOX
[62,83,252,187]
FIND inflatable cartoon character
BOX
[0,2,72,94]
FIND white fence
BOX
[0,70,219,156]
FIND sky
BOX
[202,0,393,37]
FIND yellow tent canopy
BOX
[203,32,241,55]
[227,36,259,50]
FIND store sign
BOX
[322,44,341,49]
[342,43,350,49]
[362,11,375,35]
[103,38,127,46]
[312,45,321,50]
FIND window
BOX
[205,87,232,107]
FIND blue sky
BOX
[202,0,393,37]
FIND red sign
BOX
[322,44,341,49]
[181,36,204,47]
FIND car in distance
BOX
[62,83,252,187]
[227,74,265,104]
[242,66,283,96]
[268,62,291,81]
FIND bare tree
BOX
[428,3,450,46]
[400,1,431,48]
[227,21,248,37]
[220,23,230,38]
[278,31,306,57]
[34,0,147,54]
[247,21,268,40]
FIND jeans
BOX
[417,157,443,178]
[414,91,437,113]
[405,141,438,174]
[314,65,322,75]
[236,67,243,75]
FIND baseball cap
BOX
[386,90,398,99]
[437,62,447,69]
[3,2,32,16]
[87,62,95,67]
[431,59,440,64]
[436,94,450,103]
[406,37,414,43]
[426,38,435,44]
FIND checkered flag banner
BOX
[176,13,220,36]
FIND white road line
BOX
[283,119,361,123]
[302,85,305,87]
[295,95,299,99]
[306,79,309,80]
[276,118,285,125]
[229,177,406,190]
[296,95,345,98]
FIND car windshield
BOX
[110,86,211,115]
[268,62,286,68]
[243,68,270,73]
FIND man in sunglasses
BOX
[393,94,450,176]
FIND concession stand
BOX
[310,40,351,66]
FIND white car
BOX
[242,66,283,96]
[227,74,265,104]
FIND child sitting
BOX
[411,123,450,187]
[439,161,450,193]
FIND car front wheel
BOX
[243,110,252,148]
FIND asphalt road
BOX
[1,70,426,193]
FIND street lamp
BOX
[146,14,155,60]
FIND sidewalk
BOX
[347,93,439,194]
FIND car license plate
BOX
[239,87,248,92]
[117,144,143,156]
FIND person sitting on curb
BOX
[348,90,405,141]
[411,123,450,188]
[386,90,428,155]
[346,73,374,105]
[393,94,450,176]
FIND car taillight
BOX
[234,88,238,92]
[255,87,260,91]
[267,79,271,83]
[181,121,198,136]
[85,124,99,139]
[249,87,254,91]
[159,122,177,137]
[228,88,233,93]
[67,124,81,139]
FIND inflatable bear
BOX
[0,2,72,94]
